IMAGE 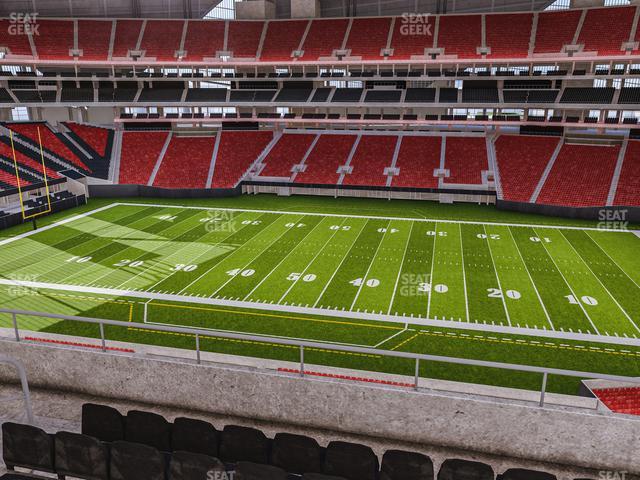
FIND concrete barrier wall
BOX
[1,339,638,473]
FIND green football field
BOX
[1,196,639,394]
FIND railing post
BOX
[195,334,201,365]
[414,358,420,391]
[12,313,19,342]
[539,372,548,407]
[300,345,304,377]
[99,322,106,352]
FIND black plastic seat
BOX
[438,459,494,480]
[172,417,219,457]
[55,431,109,480]
[380,450,433,480]
[109,441,166,480]
[498,469,557,480]
[81,403,125,442]
[1,422,55,475]
[323,441,379,480]
[219,425,270,464]
[125,410,172,452]
[235,462,287,480]
[168,450,226,480]
[271,432,323,474]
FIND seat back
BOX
[172,417,219,457]
[219,425,270,464]
[271,432,323,474]
[498,469,557,480]
[323,441,379,480]
[380,450,433,480]
[81,403,125,443]
[109,441,166,480]
[1,422,54,474]
[235,461,287,480]
[438,459,494,480]
[125,410,172,452]
[55,431,109,480]
[168,450,226,480]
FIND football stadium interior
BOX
[0,0,640,478]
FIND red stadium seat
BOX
[391,136,441,189]
[443,137,487,185]
[183,20,225,61]
[259,134,317,178]
[211,131,273,188]
[78,20,112,61]
[533,10,581,54]
[342,135,396,187]
[118,131,168,185]
[613,141,640,207]
[260,20,308,61]
[294,134,356,185]
[153,136,215,189]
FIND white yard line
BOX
[532,227,600,335]
[483,224,511,327]
[559,230,640,335]
[374,326,408,348]
[387,222,414,315]
[425,223,439,320]
[506,226,554,330]
[3,278,640,346]
[459,223,470,323]
[350,220,391,312]
[585,230,640,292]
[114,202,633,233]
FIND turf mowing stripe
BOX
[353,219,411,315]
[387,221,415,315]
[485,225,552,330]
[215,215,323,301]
[245,217,340,303]
[283,218,368,308]
[314,218,389,311]
[428,222,467,323]
[558,230,640,336]
[388,221,434,318]
[459,223,509,326]
[482,224,511,326]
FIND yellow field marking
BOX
[390,333,420,351]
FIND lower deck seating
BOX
[211,131,273,188]
[593,387,640,416]
[0,139,62,182]
[391,136,441,189]
[537,143,620,207]
[443,137,488,185]
[342,135,397,187]
[259,133,317,177]
[64,122,111,157]
[153,136,215,189]
[495,135,559,202]
[118,131,168,185]
[294,134,356,185]
[613,140,640,206]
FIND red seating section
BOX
[578,6,635,55]
[34,20,74,60]
[390,15,435,59]
[343,135,396,186]
[437,14,481,58]
[495,135,559,203]
[260,134,316,177]
[294,134,356,185]
[0,20,33,56]
[153,136,215,189]
[392,136,440,188]
[183,20,225,61]
[227,21,264,58]
[537,143,619,207]
[614,141,640,207]
[78,20,112,61]
[112,20,143,58]
[212,131,273,188]
[65,123,110,157]
[0,169,29,188]
[0,141,61,181]
[534,10,581,54]
[7,123,90,172]
[443,137,487,185]
[593,387,640,416]
[260,20,308,61]
[140,20,184,61]
[486,13,533,58]
[118,131,168,185]
[345,18,392,60]
[300,19,349,60]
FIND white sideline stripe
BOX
[483,224,511,326]
[2,278,639,347]
[113,202,635,233]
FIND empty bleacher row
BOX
[1,402,564,480]
[0,6,638,63]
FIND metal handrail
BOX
[0,354,34,424]
[4,308,640,409]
